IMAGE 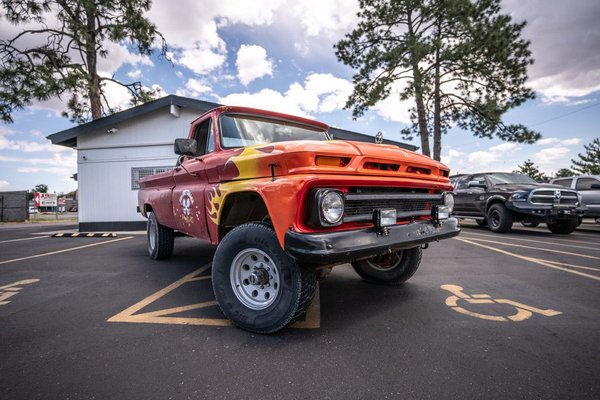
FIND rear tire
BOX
[487,203,513,233]
[547,219,578,234]
[212,222,317,334]
[147,212,174,260]
[351,247,422,285]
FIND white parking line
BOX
[460,230,600,250]
[455,238,600,282]
[0,236,50,244]
[457,236,600,260]
[0,237,134,266]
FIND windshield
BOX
[487,173,538,185]
[219,114,329,148]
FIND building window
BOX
[131,166,173,190]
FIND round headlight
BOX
[320,190,344,224]
[444,192,455,213]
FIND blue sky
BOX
[1,0,599,194]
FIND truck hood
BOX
[215,140,450,183]
[492,183,572,192]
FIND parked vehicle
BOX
[138,106,460,333]
[28,206,38,215]
[550,175,600,221]
[451,172,584,234]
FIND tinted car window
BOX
[553,178,572,187]
[576,178,600,190]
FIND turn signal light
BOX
[315,156,351,167]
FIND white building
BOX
[48,95,415,231]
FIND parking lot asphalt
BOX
[1,221,599,400]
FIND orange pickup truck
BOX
[138,105,460,333]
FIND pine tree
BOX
[0,0,167,123]
[571,138,600,175]
[554,168,574,178]
[335,0,539,160]
[514,159,547,181]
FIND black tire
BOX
[521,221,539,228]
[547,219,578,234]
[475,219,488,227]
[147,212,174,260]
[487,203,513,233]
[211,222,317,334]
[351,247,422,285]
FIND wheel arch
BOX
[218,190,270,240]
[485,195,506,212]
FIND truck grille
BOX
[343,188,443,222]
[529,189,578,206]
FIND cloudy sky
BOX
[1,0,599,194]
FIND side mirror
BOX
[467,180,487,189]
[590,183,600,189]
[174,138,197,156]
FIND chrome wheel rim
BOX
[148,220,156,251]
[230,248,280,310]
[365,251,404,272]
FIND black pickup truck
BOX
[451,172,584,234]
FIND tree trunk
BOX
[407,11,431,157]
[413,72,431,157]
[85,5,102,120]
[433,34,442,161]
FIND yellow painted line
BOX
[108,264,212,322]
[187,276,212,282]
[460,230,600,249]
[108,263,321,329]
[139,300,219,318]
[458,236,600,260]
[0,236,50,244]
[455,238,600,282]
[0,237,134,266]
[0,279,40,291]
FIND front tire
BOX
[487,203,513,233]
[547,219,578,234]
[147,212,174,260]
[351,247,422,285]
[212,222,317,334]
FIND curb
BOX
[52,232,117,238]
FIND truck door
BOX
[172,117,214,240]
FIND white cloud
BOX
[441,149,465,165]
[286,73,354,113]
[177,42,227,75]
[504,0,600,103]
[371,81,413,124]
[0,180,9,190]
[489,143,521,152]
[219,88,310,118]
[236,45,273,86]
[537,137,581,146]
[465,143,521,167]
[177,79,213,98]
[148,1,285,76]
[292,0,359,37]
[127,69,143,79]
[533,147,571,165]
[218,73,354,117]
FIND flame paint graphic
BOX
[206,185,224,225]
